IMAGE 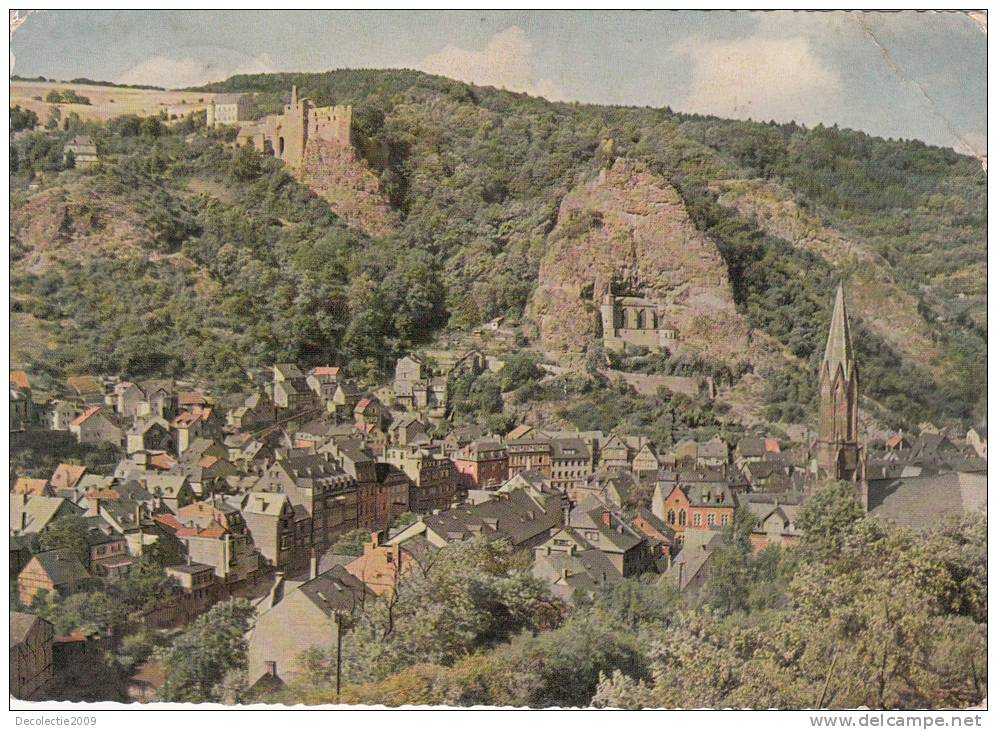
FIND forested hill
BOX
[10,69,986,428]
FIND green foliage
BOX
[36,515,91,567]
[10,105,38,132]
[45,89,92,105]
[497,353,544,392]
[155,598,256,703]
[796,480,866,561]
[330,528,372,557]
[333,538,564,687]
[9,429,120,480]
[117,557,180,612]
[35,589,128,638]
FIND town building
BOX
[816,283,859,480]
[10,612,54,700]
[452,440,508,490]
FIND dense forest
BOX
[10,68,986,429]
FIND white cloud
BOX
[672,35,843,126]
[417,26,565,101]
[117,52,277,89]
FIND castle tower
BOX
[816,283,859,480]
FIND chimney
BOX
[89,498,100,518]
[310,547,319,580]
[601,510,612,528]
[265,661,277,678]
[560,568,569,581]
[20,511,27,531]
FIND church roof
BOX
[823,282,856,381]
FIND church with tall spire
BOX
[815,283,860,481]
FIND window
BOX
[678,510,686,526]
[693,514,701,526]
[666,509,675,525]
[721,515,729,526]
[707,513,715,526]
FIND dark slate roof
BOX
[635,506,674,538]
[868,472,987,530]
[550,437,591,460]
[424,488,563,547]
[32,549,91,585]
[298,565,373,617]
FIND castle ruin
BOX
[600,292,677,352]
[236,86,352,170]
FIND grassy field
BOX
[10,80,217,123]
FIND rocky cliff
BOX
[529,158,750,365]
[299,139,399,239]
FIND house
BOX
[387,415,432,447]
[442,424,486,451]
[176,391,209,412]
[63,135,98,166]
[49,400,80,431]
[321,439,382,528]
[10,370,33,431]
[966,426,987,459]
[331,381,364,416]
[228,390,276,431]
[246,565,373,691]
[49,463,89,494]
[272,364,317,412]
[10,495,83,535]
[632,443,661,478]
[631,506,676,558]
[550,437,592,493]
[154,510,260,589]
[306,366,345,404]
[651,481,736,542]
[385,447,458,514]
[13,478,53,497]
[659,530,724,594]
[737,494,803,551]
[81,517,134,579]
[564,496,656,577]
[18,549,91,606]
[252,453,358,548]
[353,397,386,427]
[505,434,553,480]
[69,406,122,446]
[66,375,103,401]
[207,93,254,127]
[735,437,780,466]
[112,381,147,418]
[572,469,635,508]
[161,562,218,623]
[240,492,296,571]
[10,612,54,700]
[389,486,567,552]
[696,437,729,468]
[344,531,426,596]
[532,539,622,604]
[598,434,631,471]
[126,416,174,454]
[865,471,987,531]
[171,407,221,455]
[452,440,508,490]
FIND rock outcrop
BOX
[529,158,749,364]
[299,139,399,239]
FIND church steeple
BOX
[816,282,860,480]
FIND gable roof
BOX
[70,406,103,427]
[11,494,77,533]
[13,478,51,497]
[297,565,373,617]
[868,472,987,531]
[30,549,91,585]
[11,611,50,646]
[50,463,88,490]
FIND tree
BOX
[330,528,373,557]
[155,598,256,703]
[795,480,865,561]
[38,589,128,638]
[37,515,91,566]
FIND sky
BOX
[9,9,987,156]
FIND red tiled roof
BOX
[177,391,207,406]
[150,453,177,470]
[67,375,101,394]
[50,463,88,489]
[171,410,202,428]
[13,478,49,496]
[354,398,373,412]
[197,455,219,468]
[886,434,905,449]
[312,366,341,377]
[70,406,102,427]
[9,371,30,390]
[764,439,781,453]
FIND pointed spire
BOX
[822,282,855,381]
